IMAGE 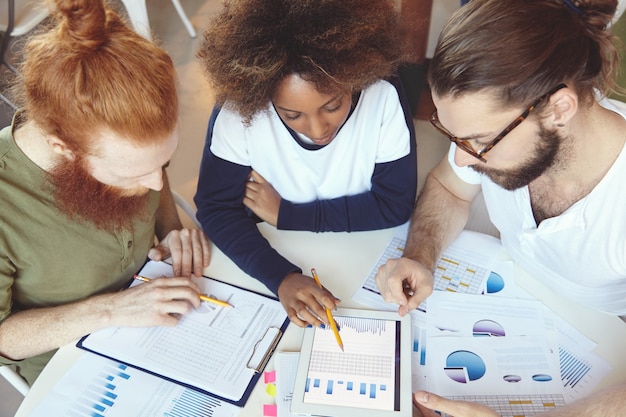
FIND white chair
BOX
[0,0,49,110]
[0,365,30,396]
[120,0,196,41]
[172,189,202,229]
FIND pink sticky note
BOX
[263,404,277,417]
[264,370,276,384]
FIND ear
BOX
[548,86,578,127]
[46,136,75,160]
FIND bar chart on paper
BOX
[434,246,488,293]
[302,317,399,411]
[28,353,240,417]
[559,347,591,389]
[70,362,130,416]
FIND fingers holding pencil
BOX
[134,275,233,308]
[311,269,344,351]
[105,275,205,328]
[277,272,339,328]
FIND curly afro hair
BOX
[197,0,403,123]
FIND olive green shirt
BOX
[0,115,159,384]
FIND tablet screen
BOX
[293,308,412,416]
[302,315,402,411]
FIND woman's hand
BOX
[243,170,282,226]
[277,272,340,327]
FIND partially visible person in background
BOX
[195,0,417,327]
[0,0,210,385]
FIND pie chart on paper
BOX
[444,350,486,383]
[472,319,505,337]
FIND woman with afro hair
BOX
[194,0,417,327]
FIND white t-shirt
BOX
[448,98,626,315]
[210,80,410,203]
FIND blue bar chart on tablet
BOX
[302,316,401,411]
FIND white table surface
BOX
[15,223,626,416]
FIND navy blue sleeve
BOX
[194,106,301,295]
[277,76,418,232]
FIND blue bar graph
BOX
[29,353,236,417]
[559,347,591,388]
[301,316,398,411]
[68,363,129,416]
[415,327,428,366]
[304,377,389,403]
[168,388,222,417]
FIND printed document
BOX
[28,352,241,417]
[78,261,289,405]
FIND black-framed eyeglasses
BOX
[429,83,567,163]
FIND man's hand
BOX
[149,228,211,277]
[414,391,499,417]
[243,170,281,226]
[277,272,340,328]
[105,276,203,328]
[375,257,434,316]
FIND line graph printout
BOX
[352,228,503,311]
[28,352,240,417]
[302,316,400,411]
[78,261,288,403]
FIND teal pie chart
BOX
[485,272,505,294]
[444,350,486,383]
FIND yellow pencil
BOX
[311,268,344,351]
[133,274,233,308]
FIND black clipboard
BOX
[77,260,289,407]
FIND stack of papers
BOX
[352,229,612,417]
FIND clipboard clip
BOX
[246,326,282,373]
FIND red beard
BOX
[47,155,150,231]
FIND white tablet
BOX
[291,308,412,417]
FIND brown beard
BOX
[470,124,562,191]
[47,155,150,231]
